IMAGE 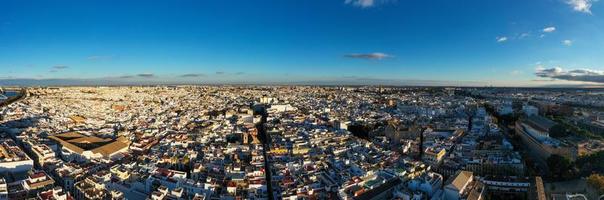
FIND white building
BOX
[0,178,7,200]
[443,171,473,200]
[0,140,34,173]
[268,104,296,113]
[497,103,513,115]
[408,172,443,198]
[523,105,539,116]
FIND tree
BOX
[577,151,604,176]
[587,174,604,194]
[499,114,518,125]
[547,155,572,180]
[549,124,569,138]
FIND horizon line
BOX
[0,78,602,89]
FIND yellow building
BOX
[293,147,310,155]
[270,148,288,155]
[424,148,446,164]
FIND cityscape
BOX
[0,86,603,200]
[2,1,604,200]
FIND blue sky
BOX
[1,0,603,86]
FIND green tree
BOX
[547,155,572,180]
[587,174,604,194]
[549,124,568,138]
[577,151,604,176]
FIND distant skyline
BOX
[1,0,604,87]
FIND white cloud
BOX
[345,0,376,8]
[344,0,395,8]
[180,73,205,78]
[536,67,604,83]
[345,52,392,60]
[496,36,508,43]
[562,39,573,46]
[52,65,69,69]
[137,73,155,78]
[566,0,594,14]
[542,26,556,33]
